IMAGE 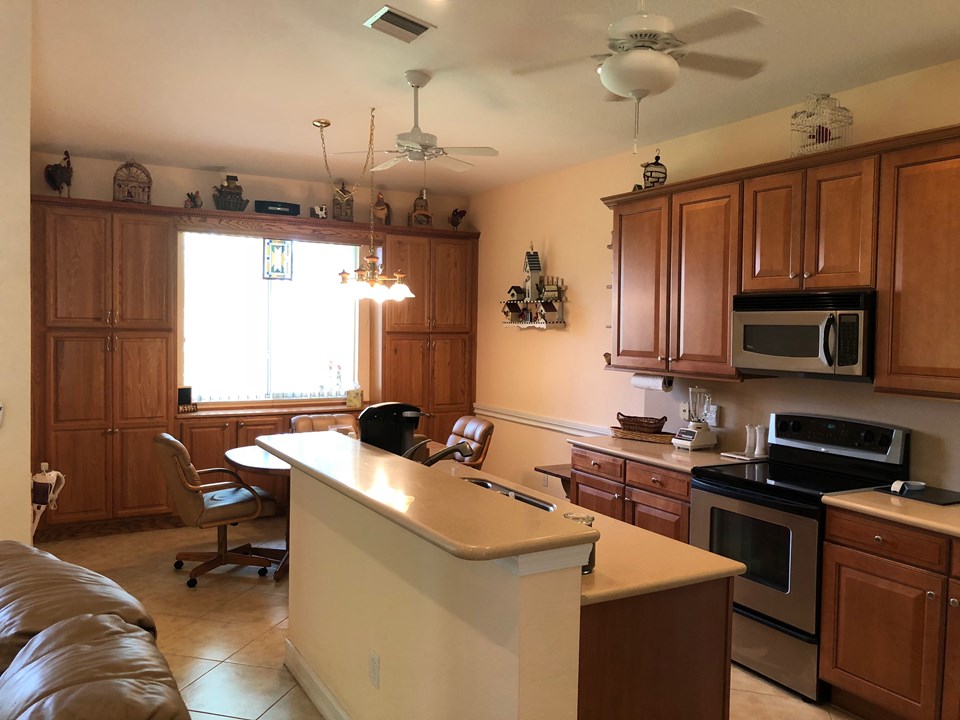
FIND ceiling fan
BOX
[371,70,499,173]
[595,5,765,102]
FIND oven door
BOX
[691,483,821,635]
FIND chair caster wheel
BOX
[174,560,184,570]
[258,567,269,577]
[186,578,198,588]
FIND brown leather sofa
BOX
[0,540,188,719]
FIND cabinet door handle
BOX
[105,428,113,434]
[651,477,660,484]
[789,272,798,279]
[223,423,229,429]
[239,422,245,428]
[106,309,112,324]
[657,355,664,361]
[926,591,936,600]
[613,493,621,500]
[874,535,883,544]
[104,337,110,352]
[115,309,120,323]
[591,460,600,468]
[950,598,959,608]
[668,357,675,362]
[803,272,812,279]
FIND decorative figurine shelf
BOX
[500,246,566,330]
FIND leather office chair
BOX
[442,416,495,470]
[290,413,358,435]
[153,433,282,587]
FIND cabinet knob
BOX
[789,273,798,279]
[239,422,245,428]
[591,460,600,468]
[803,272,812,279]
[874,535,883,544]
[223,423,229,429]
[668,357,675,362]
[651,477,660,484]
[926,591,936,600]
[950,598,959,608]
[657,355,664,361]
[613,493,621,500]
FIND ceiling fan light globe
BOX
[600,50,680,99]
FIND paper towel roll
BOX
[630,374,673,392]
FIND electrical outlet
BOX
[703,404,720,428]
[542,476,549,488]
[369,650,380,689]
[679,402,689,421]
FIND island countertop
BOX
[258,432,744,605]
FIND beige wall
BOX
[471,60,960,491]
[30,152,469,234]
[0,1,33,542]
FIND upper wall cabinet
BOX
[741,157,877,292]
[43,206,175,329]
[383,234,477,333]
[875,139,960,398]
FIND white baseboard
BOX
[472,403,610,437]
[285,639,350,720]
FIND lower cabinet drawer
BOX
[571,469,625,521]
[826,509,950,573]
[571,447,625,482]
[626,461,690,501]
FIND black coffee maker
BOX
[357,402,423,456]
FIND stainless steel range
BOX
[690,414,910,701]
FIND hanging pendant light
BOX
[318,109,414,303]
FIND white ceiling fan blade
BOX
[396,138,426,152]
[440,146,498,157]
[672,8,762,45]
[432,154,474,172]
[332,149,396,155]
[371,156,405,172]
[675,51,765,79]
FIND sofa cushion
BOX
[0,541,155,673]
[0,613,189,719]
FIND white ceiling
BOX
[31,0,960,198]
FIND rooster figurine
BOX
[450,208,467,230]
[43,151,73,197]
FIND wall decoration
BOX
[450,208,467,230]
[310,204,328,219]
[113,160,152,204]
[43,151,73,197]
[212,175,249,211]
[791,93,853,156]
[332,181,354,221]
[407,188,433,227]
[183,190,203,209]
[263,239,293,280]
[500,245,566,329]
[373,192,392,225]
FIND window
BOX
[181,232,360,403]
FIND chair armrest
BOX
[194,468,263,514]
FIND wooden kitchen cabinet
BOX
[43,207,174,329]
[821,510,950,720]
[611,195,670,372]
[609,184,738,379]
[875,138,960,398]
[741,158,877,292]
[943,577,960,720]
[625,460,690,542]
[44,330,173,523]
[383,234,476,333]
[668,183,740,378]
[570,469,625,521]
[382,333,473,441]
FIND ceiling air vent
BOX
[364,5,435,43]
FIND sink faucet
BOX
[421,440,474,467]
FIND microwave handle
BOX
[822,313,836,367]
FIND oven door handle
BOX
[692,477,822,519]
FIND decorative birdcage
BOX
[790,94,853,157]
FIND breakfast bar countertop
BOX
[566,435,739,472]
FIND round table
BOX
[224,446,291,581]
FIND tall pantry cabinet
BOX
[33,200,176,524]
[381,232,478,441]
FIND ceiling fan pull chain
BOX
[633,99,641,154]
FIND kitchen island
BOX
[257,431,744,720]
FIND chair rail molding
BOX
[472,403,609,437]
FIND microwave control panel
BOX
[836,314,861,366]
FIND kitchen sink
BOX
[463,477,557,512]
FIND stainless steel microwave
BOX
[731,291,874,379]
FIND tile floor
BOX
[39,519,862,720]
